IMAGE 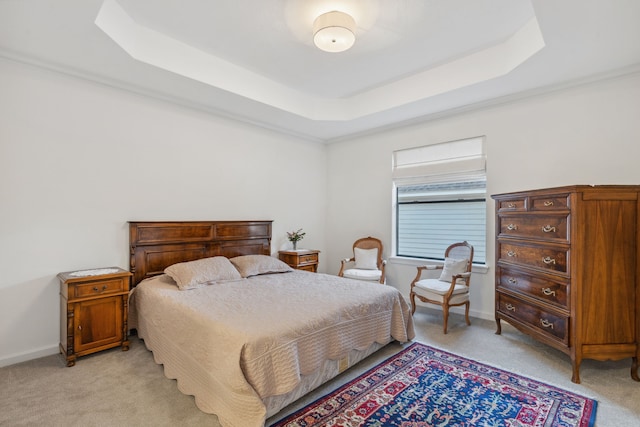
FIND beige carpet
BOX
[1,309,638,426]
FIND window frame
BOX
[390,137,488,269]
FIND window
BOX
[392,137,487,264]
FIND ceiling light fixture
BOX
[313,11,356,53]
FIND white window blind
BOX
[393,136,485,185]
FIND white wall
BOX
[325,72,640,321]
[0,58,328,366]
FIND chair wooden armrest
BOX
[338,257,355,277]
[411,264,443,283]
[451,272,471,282]
[432,272,472,297]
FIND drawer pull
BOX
[507,251,517,257]
[92,287,99,292]
[507,224,518,231]
[542,256,556,265]
[507,202,516,208]
[543,200,554,207]
[540,318,554,329]
[542,287,556,296]
[505,303,516,312]
[542,225,557,233]
[508,277,517,284]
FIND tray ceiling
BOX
[1,0,639,142]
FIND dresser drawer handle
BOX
[505,303,516,311]
[92,285,109,292]
[541,225,557,233]
[507,224,518,231]
[506,202,516,208]
[540,318,554,329]
[542,287,556,296]
[543,200,554,207]
[508,277,517,284]
[542,256,556,265]
[507,251,517,257]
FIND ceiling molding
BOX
[326,64,640,144]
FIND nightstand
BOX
[58,267,131,367]
[278,249,320,272]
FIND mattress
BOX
[130,270,415,427]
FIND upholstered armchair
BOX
[409,241,474,333]
[338,236,386,284]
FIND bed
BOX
[128,221,415,427]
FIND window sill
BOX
[389,256,490,274]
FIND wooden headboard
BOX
[129,221,272,286]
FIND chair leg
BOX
[442,305,449,334]
[410,292,416,315]
[465,302,471,326]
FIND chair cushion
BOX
[438,257,468,283]
[413,278,469,304]
[415,278,469,295]
[343,268,382,281]
[354,247,378,270]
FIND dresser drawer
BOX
[497,293,569,345]
[299,253,319,264]
[498,214,569,242]
[73,278,127,298]
[497,197,527,212]
[498,242,569,274]
[497,268,568,309]
[530,193,570,211]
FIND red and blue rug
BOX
[271,342,597,427]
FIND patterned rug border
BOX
[271,341,598,427]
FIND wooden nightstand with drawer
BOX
[58,267,132,366]
[278,250,320,272]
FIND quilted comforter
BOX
[130,270,415,427]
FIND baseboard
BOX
[0,345,59,368]
[413,305,494,322]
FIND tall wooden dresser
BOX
[492,185,640,383]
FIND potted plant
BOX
[287,228,306,250]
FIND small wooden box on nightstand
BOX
[278,249,320,272]
[58,267,132,367]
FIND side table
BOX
[278,249,320,272]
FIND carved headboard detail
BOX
[129,221,273,286]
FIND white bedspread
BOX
[131,270,415,427]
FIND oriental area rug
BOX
[271,342,597,427]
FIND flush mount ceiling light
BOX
[313,11,356,53]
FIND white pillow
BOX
[164,256,243,290]
[438,257,468,283]
[354,247,379,270]
[230,255,293,278]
